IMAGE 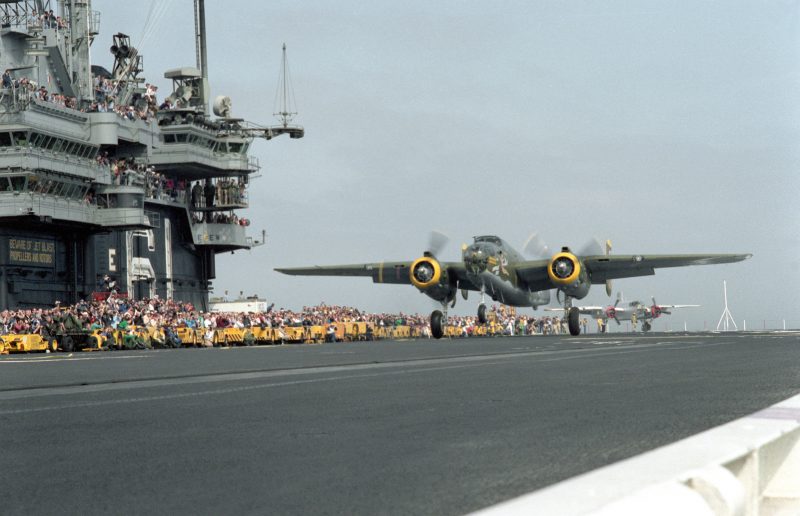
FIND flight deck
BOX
[2,331,799,515]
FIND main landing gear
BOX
[430,309,445,339]
[642,321,652,333]
[567,306,580,336]
[560,295,581,336]
[477,303,487,324]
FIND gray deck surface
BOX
[2,332,799,515]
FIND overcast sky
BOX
[92,0,799,331]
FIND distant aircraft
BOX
[275,234,750,338]
[546,294,699,332]
[630,297,700,332]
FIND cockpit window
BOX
[473,235,501,245]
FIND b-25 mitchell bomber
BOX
[276,235,750,338]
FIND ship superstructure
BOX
[0,0,302,310]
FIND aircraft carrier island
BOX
[0,0,302,311]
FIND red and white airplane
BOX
[546,293,699,332]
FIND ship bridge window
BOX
[0,133,11,147]
[37,179,53,194]
[11,131,29,147]
[49,182,64,196]
[62,184,76,199]
[164,134,176,143]
[175,134,188,143]
[228,142,243,153]
[9,176,27,191]
[30,133,45,147]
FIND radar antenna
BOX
[715,280,738,332]
[274,43,298,127]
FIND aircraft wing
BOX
[545,306,608,318]
[275,261,481,290]
[582,254,751,283]
[515,253,751,290]
[546,306,629,318]
[658,304,700,309]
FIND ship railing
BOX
[2,146,114,183]
[1,191,94,224]
[0,13,39,33]
[6,189,153,228]
[146,188,188,206]
[94,208,152,228]
[0,83,33,113]
[189,189,249,211]
[191,222,250,248]
[248,155,261,175]
[88,10,101,36]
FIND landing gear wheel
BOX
[477,303,487,325]
[642,322,651,332]
[47,337,57,353]
[567,307,580,336]
[430,310,444,339]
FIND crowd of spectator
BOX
[1,67,162,124]
[4,9,184,124]
[0,291,591,352]
[1,72,77,109]
[90,78,162,122]
[28,9,67,30]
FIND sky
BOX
[91,0,800,331]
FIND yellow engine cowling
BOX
[409,256,455,303]
[410,256,442,289]
[547,251,591,298]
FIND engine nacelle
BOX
[410,256,455,303]
[547,250,591,299]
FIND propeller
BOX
[651,297,669,316]
[422,230,455,310]
[606,293,621,325]
[522,232,550,259]
[604,240,613,296]
[527,234,613,296]
[427,230,450,258]
[577,238,604,257]
[577,239,613,296]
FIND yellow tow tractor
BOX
[1,333,58,353]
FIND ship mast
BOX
[194,0,209,114]
[274,43,297,128]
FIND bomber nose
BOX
[464,246,488,273]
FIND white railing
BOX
[472,392,800,515]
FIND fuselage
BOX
[462,236,550,308]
